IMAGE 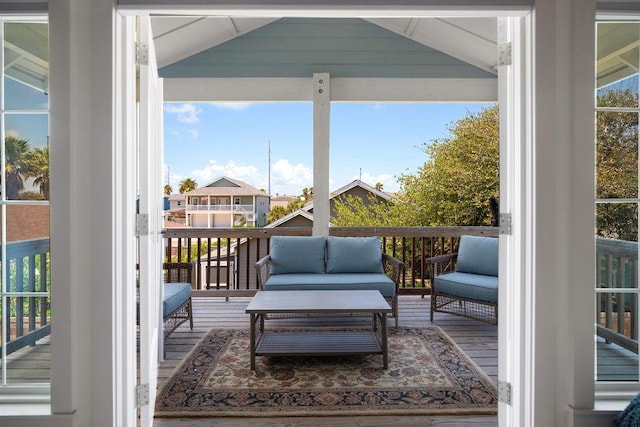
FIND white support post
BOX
[313,73,330,237]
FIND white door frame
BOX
[114,14,138,427]
[122,4,535,427]
[137,15,164,426]
[497,14,531,427]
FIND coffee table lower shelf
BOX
[255,330,384,358]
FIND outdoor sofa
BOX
[255,235,404,327]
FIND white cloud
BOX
[271,159,313,192]
[190,160,263,188]
[164,103,201,124]
[208,102,252,111]
[5,129,20,139]
[181,158,313,195]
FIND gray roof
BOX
[185,176,269,197]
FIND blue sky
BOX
[163,102,492,195]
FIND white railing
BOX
[187,204,254,213]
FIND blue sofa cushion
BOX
[163,283,192,318]
[326,236,384,274]
[269,236,326,274]
[264,273,396,297]
[434,272,498,303]
[455,235,499,277]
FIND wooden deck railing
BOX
[1,237,51,355]
[162,226,498,297]
[596,236,639,354]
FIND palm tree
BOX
[5,136,30,199]
[301,187,313,203]
[179,178,197,193]
[164,184,173,195]
[24,145,49,199]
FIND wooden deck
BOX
[155,294,499,427]
[7,294,640,425]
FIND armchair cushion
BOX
[434,272,498,303]
[326,236,384,273]
[269,235,326,274]
[455,235,499,277]
[162,283,192,318]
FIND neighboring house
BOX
[4,205,50,242]
[270,195,298,209]
[184,176,270,228]
[164,193,187,224]
[167,193,186,211]
[303,179,395,220]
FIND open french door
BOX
[497,15,531,427]
[137,15,164,427]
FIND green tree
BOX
[267,205,287,223]
[179,178,197,193]
[332,194,400,226]
[267,198,306,223]
[332,106,499,227]
[24,145,49,200]
[164,184,173,195]
[287,198,304,212]
[596,89,638,241]
[5,136,30,199]
[397,105,500,226]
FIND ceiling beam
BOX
[119,1,530,17]
[163,77,497,102]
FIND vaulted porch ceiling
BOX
[152,16,499,75]
[151,16,500,102]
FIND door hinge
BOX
[136,213,149,237]
[498,380,512,405]
[136,383,149,407]
[136,42,149,66]
[499,213,512,235]
[498,42,512,67]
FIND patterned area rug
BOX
[155,327,497,417]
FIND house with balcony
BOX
[184,176,270,228]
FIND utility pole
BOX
[268,140,271,195]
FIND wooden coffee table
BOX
[245,290,392,370]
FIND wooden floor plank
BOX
[154,295,498,426]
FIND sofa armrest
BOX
[382,253,404,291]
[425,253,458,282]
[255,254,272,289]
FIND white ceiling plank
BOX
[368,17,498,74]
[163,77,497,102]
[152,16,277,68]
[119,4,530,18]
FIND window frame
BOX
[594,17,640,402]
[0,16,51,402]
